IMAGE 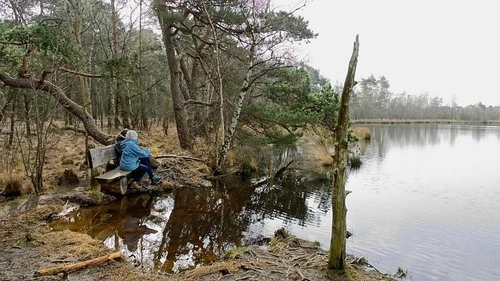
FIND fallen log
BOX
[33,251,122,277]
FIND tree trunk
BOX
[156,7,193,150]
[216,59,253,171]
[328,35,359,270]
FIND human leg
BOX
[130,164,148,184]
[139,157,155,180]
[140,156,161,184]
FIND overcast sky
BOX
[273,0,500,106]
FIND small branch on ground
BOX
[33,252,122,277]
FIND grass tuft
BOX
[228,146,260,175]
[0,173,31,197]
[349,155,362,169]
[224,246,251,259]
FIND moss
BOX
[224,246,251,259]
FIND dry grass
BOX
[227,146,260,174]
[0,123,395,281]
[0,202,166,281]
[0,123,194,196]
[308,138,334,167]
[350,127,371,141]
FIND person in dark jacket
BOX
[119,130,161,188]
[115,128,129,156]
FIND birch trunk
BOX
[216,51,254,171]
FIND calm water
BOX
[53,124,500,280]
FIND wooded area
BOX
[0,0,342,171]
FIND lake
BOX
[343,124,500,281]
[53,124,500,280]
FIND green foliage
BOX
[240,67,341,145]
[311,84,340,133]
[263,11,317,41]
[0,22,77,67]
[2,23,55,52]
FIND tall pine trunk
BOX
[155,7,193,150]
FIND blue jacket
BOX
[119,139,151,171]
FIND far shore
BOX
[352,119,500,125]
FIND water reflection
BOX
[50,195,157,255]
[361,123,500,159]
[52,171,333,274]
[152,179,257,272]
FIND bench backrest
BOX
[87,145,119,169]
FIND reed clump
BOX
[308,138,334,167]
[350,127,371,141]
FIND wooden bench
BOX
[87,145,130,195]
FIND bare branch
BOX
[58,67,102,78]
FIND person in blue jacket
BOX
[120,130,162,188]
[115,128,160,169]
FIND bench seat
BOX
[87,145,130,195]
[95,167,131,181]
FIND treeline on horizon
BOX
[341,75,498,121]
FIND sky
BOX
[273,0,500,106]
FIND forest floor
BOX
[0,126,397,281]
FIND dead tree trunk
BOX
[328,35,359,270]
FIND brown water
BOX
[50,172,322,273]
[52,124,500,280]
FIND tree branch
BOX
[0,69,112,145]
[184,99,216,106]
[58,67,102,78]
